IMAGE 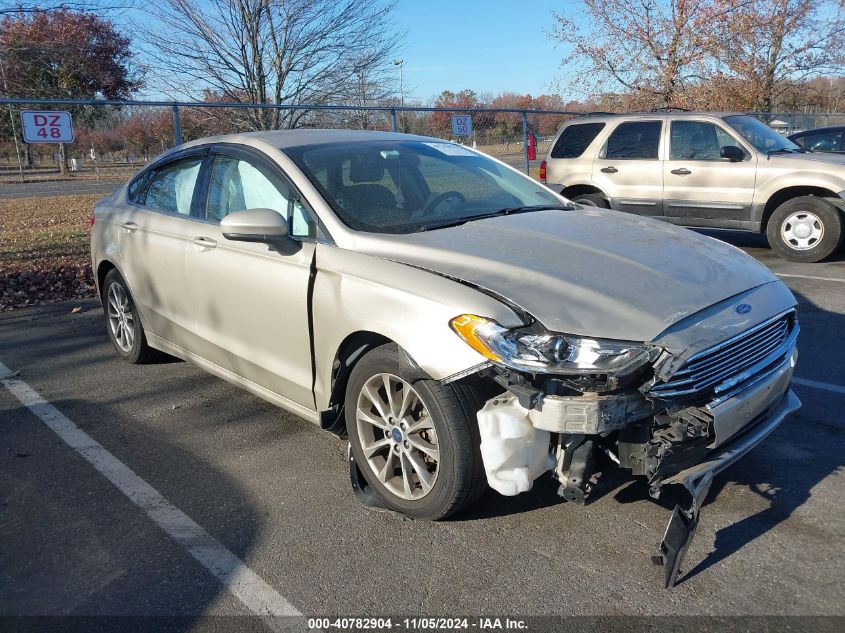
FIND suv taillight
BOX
[89,209,95,226]
[539,160,547,183]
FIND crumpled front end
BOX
[463,282,801,588]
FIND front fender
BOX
[755,170,845,205]
[312,244,523,410]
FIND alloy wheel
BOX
[355,373,440,500]
[107,282,135,352]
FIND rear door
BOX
[118,151,206,347]
[593,119,664,216]
[184,145,321,408]
[662,119,757,228]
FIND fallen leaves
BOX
[0,194,100,310]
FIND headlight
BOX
[449,314,652,375]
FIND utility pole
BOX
[0,56,24,183]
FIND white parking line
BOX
[0,360,301,627]
[776,273,845,283]
[792,377,845,395]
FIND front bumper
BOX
[663,387,800,487]
[652,347,799,490]
[651,353,800,588]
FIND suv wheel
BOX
[767,196,843,263]
[345,344,487,520]
[102,269,159,363]
[572,193,609,208]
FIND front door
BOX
[593,119,664,216]
[662,119,758,228]
[185,146,320,408]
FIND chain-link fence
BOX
[2,98,845,192]
[2,98,845,310]
[0,98,582,189]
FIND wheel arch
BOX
[761,186,842,232]
[96,259,119,300]
[561,184,606,201]
[320,332,421,434]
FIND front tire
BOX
[572,193,610,208]
[345,344,487,520]
[102,269,159,364]
[767,196,843,262]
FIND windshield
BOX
[723,115,801,153]
[284,140,564,233]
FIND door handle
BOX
[600,166,618,174]
[121,221,138,232]
[671,168,692,176]
[191,236,217,249]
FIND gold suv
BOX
[542,111,845,262]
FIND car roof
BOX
[180,128,443,151]
[568,111,745,122]
[788,125,845,136]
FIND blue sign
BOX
[451,115,472,137]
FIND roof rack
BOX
[576,111,618,117]
[650,107,690,112]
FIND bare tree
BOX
[711,0,845,113]
[550,0,723,108]
[0,1,134,15]
[140,0,402,130]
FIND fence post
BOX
[391,108,398,133]
[172,103,183,146]
[522,111,529,175]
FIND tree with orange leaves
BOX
[550,0,722,109]
[711,0,845,113]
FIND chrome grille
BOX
[650,311,797,399]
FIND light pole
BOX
[394,58,404,132]
[0,53,24,183]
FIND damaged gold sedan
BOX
[91,130,801,588]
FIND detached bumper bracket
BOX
[652,388,801,588]
[654,471,713,588]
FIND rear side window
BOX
[550,122,605,158]
[127,171,153,204]
[144,156,203,215]
[604,121,662,160]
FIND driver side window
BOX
[206,155,315,238]
[670,121,742,160]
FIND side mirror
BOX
[720,145,745,162]
[220,208,289,243]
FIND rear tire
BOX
[572,193,610,208]
[767,196,843,263]
[102,269,159,364]
[345,343,487,520]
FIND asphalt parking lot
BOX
[1,232,844,632]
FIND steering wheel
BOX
[416,191,466,218]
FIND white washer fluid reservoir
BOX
[476,394,555,496]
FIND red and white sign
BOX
[20,110,74,143]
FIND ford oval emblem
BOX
[735,303,752,315]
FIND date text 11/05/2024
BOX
[307,617,528,630]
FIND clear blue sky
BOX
[394,0,573,103]
[127,0,578,102]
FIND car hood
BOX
[352,208,778,342]
[771,151,845,166]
